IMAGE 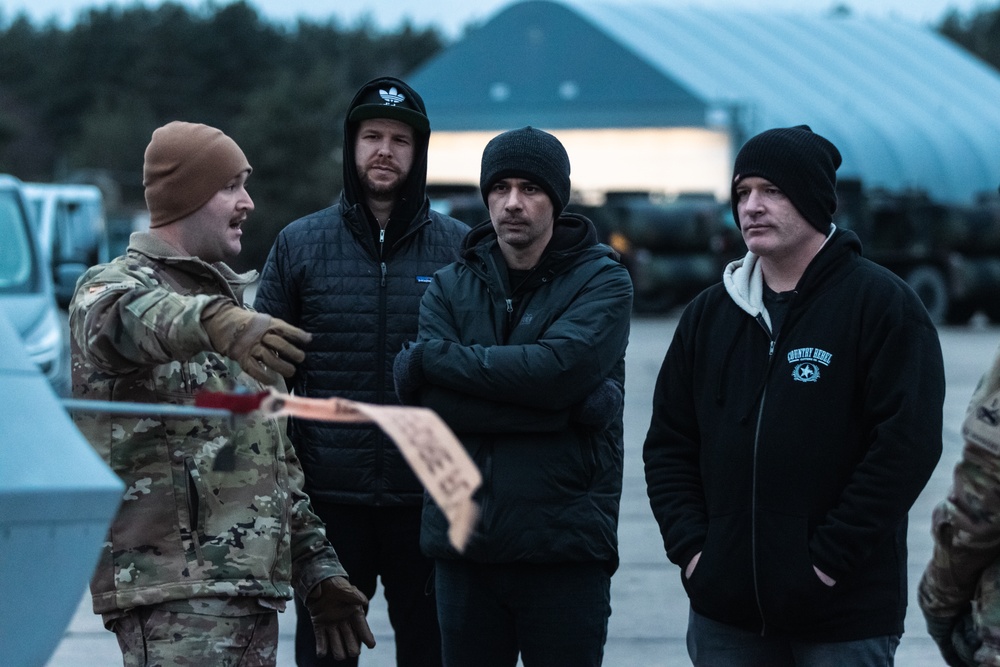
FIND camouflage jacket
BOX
[919,343,1000,665]
[69,232,345,616]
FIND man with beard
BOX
[255,77,468,667]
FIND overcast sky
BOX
[1,0,996,36]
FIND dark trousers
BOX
[295,502,440,667]
[435,559,611,667]
[687,609,901,667]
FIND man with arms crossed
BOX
[394,126,632,666]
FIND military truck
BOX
[586,183,1000,321]
[834,179,1000,325]
[428,186,744,314]
[574,192,744,313]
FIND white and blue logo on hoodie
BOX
[787,347,832,383]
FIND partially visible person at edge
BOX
[392,126,633,666]
[254,77,468,667]
[69,120,375,666]
[642,124,945,666]
[920,240,1000,667]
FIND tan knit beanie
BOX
[143,121,251,228]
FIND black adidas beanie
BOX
[731,125,842,233]
[480,126,571,215]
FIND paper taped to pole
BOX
[260,391,481,552]
[68,387,482,551]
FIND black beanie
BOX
[480,126,571,215]
[731,125,842,233]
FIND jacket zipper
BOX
[751,317,776,636]
[344,209,432,506]
[375,259,388,504]
[373,215,431,505]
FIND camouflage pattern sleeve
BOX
[919,345,1000,619]
[282,427,349,599]
[70,260,223,374]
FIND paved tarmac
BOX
[45,312,995,666]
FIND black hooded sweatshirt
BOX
[254,77,469,506]
[643,227,944,641]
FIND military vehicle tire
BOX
[945,300,976,325]
[983,301,1000,324]
[633,289,676,315]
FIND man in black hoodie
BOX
[643,125,944,666]
[255,77,468,667]
[393,126,632,666]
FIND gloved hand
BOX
[924,607,977,667]
[571,377,623,430]
[304,576,376,660]
[202,302,311,385]
[393,342,426,405]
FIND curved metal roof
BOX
[411,0,1000,204]
[573,3,1000,203]
[410,0,709,130]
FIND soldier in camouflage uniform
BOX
[920,341,1000,667]
[69,121,376,666]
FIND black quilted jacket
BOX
[255,198,467,505]
[254,76,468,505]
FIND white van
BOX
[0,175,67,395]
[22,182,108,308]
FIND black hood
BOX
[342,76,430,227]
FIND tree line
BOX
[1,1,999,271]
[0,1,446,270]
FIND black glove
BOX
[924,608,977,667]
[304,576,376,660]
[393,342,426,405]
[571,378,623,430]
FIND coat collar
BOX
[127,231,258,300]
[723,224,839,329]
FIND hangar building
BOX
[409,0,1000,206]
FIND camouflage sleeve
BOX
[920,346,1000,617]
[69,261,223,374]
[283,426,348,599]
